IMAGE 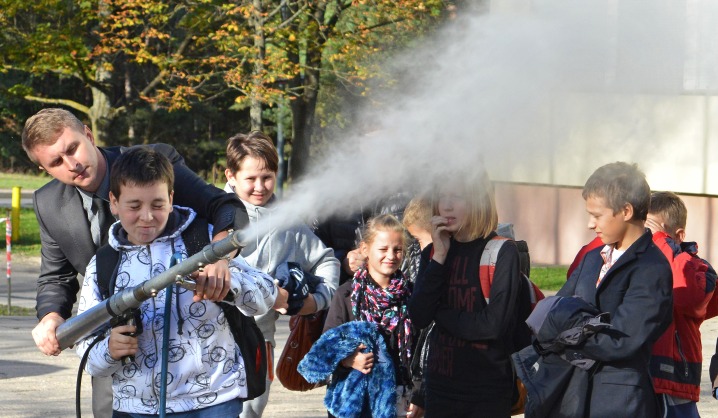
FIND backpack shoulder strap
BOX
[479,236,509,303]
[95,244,121,300]
[179,217,268,400]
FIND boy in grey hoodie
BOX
[224,131,340,418]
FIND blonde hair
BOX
[432,169,498,240]
[361,214,409,256]
[403,195,432,232]
[22,108,86,163]
[582,162,650,221]
[649,191,687,235]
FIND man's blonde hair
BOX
[22,108,86,163]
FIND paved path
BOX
[0,256,327,418]
[2,257,718,417]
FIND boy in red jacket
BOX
[646,191,717,417]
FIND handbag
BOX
[511,377,528,415]
[276,310,328,391]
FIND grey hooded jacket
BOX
[225,185,340,346]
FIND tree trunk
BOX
[286,2,332,181]
[288,56,320,182]
[125,63,135,141]
[250,0,265,131]
[87,66,113,146]
[88,0,113,145]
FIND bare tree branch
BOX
[23,95,91,116]
[138,35,192,97]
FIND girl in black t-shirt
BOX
[409,169,522,418]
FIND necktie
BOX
[92,195,111,247]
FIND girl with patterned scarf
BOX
[322,214,416,417]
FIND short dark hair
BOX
[22,108,86,163]
[650,191,687,233]
[225,131,278,174]
[110,146,174,198]
[582,162,650,221]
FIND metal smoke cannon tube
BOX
[56,229,248,351]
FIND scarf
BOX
[351,267,413,365]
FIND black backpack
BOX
[94,217,267,401]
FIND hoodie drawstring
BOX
[170,239,185,335]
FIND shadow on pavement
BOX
[0,359,67,379]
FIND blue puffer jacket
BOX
[298,321,397,418]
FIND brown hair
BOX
[582,162,650,221]
[649,191,687,235]
[110,146,174,198]
[22,108,86,163]
[361,214,409,256]
[225,131,278,174]
[403,195,432,233]
[432,169,498,240]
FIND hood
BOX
[223,183,277,223]
[108,206,196,251]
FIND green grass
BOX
[0,173,45,257]
[0,172,51,190]
[0,171,573,282]
[0,304,36,316]
[530,265,569,291]
[0,208,41,256]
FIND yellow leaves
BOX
[142,28,170,41]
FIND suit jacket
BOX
[556,230,672,417]
[33,143,247,320]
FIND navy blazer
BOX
[557,230,672,417]
[33,143,247,320]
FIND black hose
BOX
[76,334,106,418]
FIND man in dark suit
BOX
[556,162,673,417]
[21,108,248,415]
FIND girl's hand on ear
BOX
[430,216,451,264]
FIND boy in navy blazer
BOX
[557,162,672,417]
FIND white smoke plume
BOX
[238,0,718,242]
